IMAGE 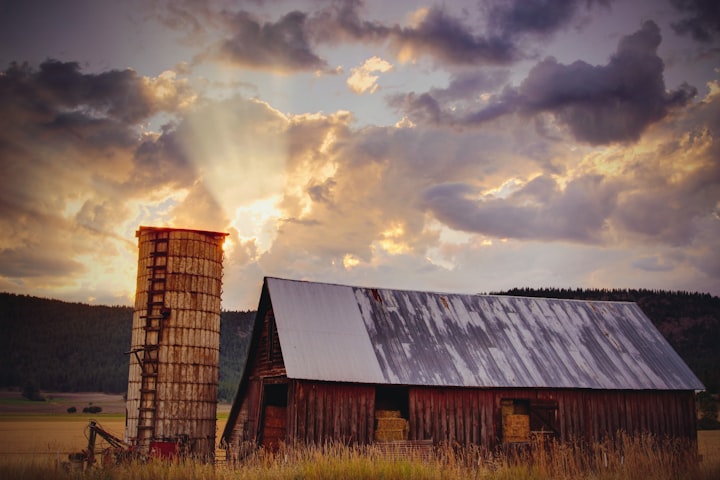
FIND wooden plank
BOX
[471,390,479,445]
[439,390,448,443]
[557,394,566,442]
[367,386,375,444]
[667,392,682,436]
[653,391,663,436]
[350,386,358,443]
[340,386,349,441]
[424,389,432,440]
[307,384,315,443]
[408,389,417,441]
[333,385,341,442]
[464,389,471,446]
[296,382,307,443]
[359,388,367,444]
[286,381,296,442]
[448,389,456,443]
[316,385,324,444]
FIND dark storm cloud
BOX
[514,20,697,144]
[0,59,203,282]
[0,60,196,188]
[389,6,517,65]
[308,0,391,43]
[392,21,697,144]
[1,60,158,124]
[214,10,328,72]
[669,0,720,42]
[195,0,606,71]
[485,0,611,37]
[421,175,620,242]
[316,0,608,65]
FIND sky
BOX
[0,0,719,310]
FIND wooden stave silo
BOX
[126,226,227,458]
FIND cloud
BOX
[211,10,329,72]
[346,56,393,94]
[2,60,192,124]
[421,175,620,243]
[391,21,698,144]
[314,1,607,66]
[388,6,517,65]
[0,59,203,296]
[632,256,676,272]
[669,0,720,42]
[485,0,611,37]
[147,1,610,72]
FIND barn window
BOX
[501,398,558,443]
[374,386,409,442]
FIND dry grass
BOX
[0,431,718,480]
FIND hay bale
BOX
[375,415,409,442]
[375,410,402,418]
[503,414,530,442]
[376,418,408,430]
[375,429,407,442]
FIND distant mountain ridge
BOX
[1,288,718,400]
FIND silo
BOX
[126,226,228,458]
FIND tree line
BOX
[1,287,718,401]
[0,293,254,401]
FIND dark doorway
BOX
[374,386,409,442]
[260,382,288,450]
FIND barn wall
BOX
[288,381,376,445]
[407,387,697,448]
[225,308,286,449]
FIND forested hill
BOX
[0,293,254,401]
[1,288,718,401]
[493,288,720,392]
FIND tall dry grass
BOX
[1,433,718,480]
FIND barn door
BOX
[260,382,288,450]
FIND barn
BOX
[220,277,703,456]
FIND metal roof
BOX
[266,277,703,390]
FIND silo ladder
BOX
[137,230,170,445]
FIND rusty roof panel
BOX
[266,277,703,390]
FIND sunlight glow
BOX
[343,254,361,269]
[230,197,282,256]
[379,223,411,255]
[482,177,525,199]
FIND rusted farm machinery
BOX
[67,420,137,469]
[67,419,193,469]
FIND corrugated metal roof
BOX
[267,277,704,390]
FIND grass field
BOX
[0,392,718,479]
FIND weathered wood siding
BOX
[225,309,286,449]
[288,381,375,445]
[407,387,697,447]
[230,377,696,451]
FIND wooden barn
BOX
[220,277,703,456]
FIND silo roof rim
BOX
[136,225,229,237]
